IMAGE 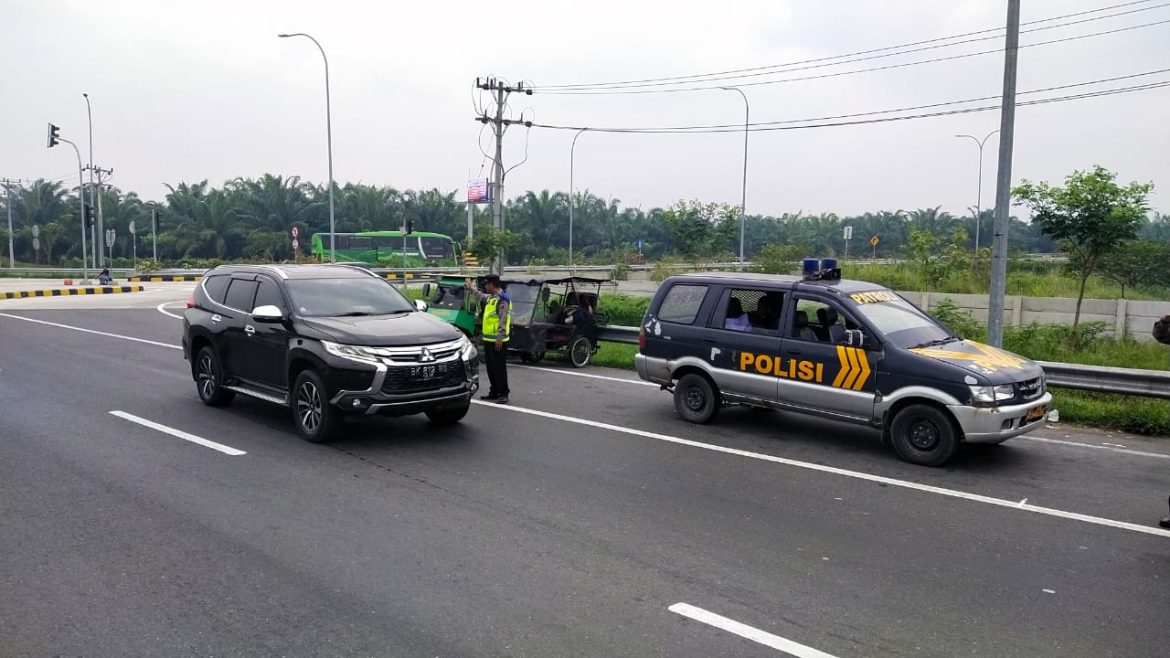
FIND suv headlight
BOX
[457,335,479,363]
[969,384,1015,406]
[322,340,382,364]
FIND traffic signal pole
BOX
[56,137,90,284]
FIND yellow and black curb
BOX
[383,273,420,281]
[128,275,203,282]
[0,285,145,300]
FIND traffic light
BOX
[405,220,414,235]
[47,123,60,148]
[84,204,95,228]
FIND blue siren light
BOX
[802,258,820,275]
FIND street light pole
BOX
[279,32,335,263]
[83,92,102,269]
[56,137,89,284]
[569,128,587,271]
[719,87,749,269]
[955,130,999,252]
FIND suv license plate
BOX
[410,363,448,381]
[1025,405,1046,422]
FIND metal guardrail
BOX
[595,325,1170,399]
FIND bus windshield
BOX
[420,237,454,259]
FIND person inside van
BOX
[751,295,780,332]
[724,298,751,331]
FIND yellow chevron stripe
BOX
[832,345,850,388]
[851,348,872,391]
[841,346,861,390]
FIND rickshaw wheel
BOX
[569,335,592,368]
[520,350,545,363]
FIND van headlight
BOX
[969,384,1015,406]
[322,340,383,364]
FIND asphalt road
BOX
[1,301,1169,657]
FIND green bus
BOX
[310,231,461,267]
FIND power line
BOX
[528,79,1170,134]
[533,68,1170,133]
[536,0,1166,91]
[535,18,1170,95]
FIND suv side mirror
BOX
[843,329,865,348]
[253,305,284,323]
[415,299,429,312]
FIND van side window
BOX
[714,289,784,334]
[203,275,231,305]
[790,297,850,344]
[657,284,708,324]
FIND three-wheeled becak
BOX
[499,275,614,368]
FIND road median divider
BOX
[1,285,145,300]
[127,275,202,282]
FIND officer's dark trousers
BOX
[484,343,510,397]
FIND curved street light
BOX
[720,87,749,269]
[569,128,587,271]
[278,32,335,262]
[955,130,999,252]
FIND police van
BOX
[634,259,1052,466]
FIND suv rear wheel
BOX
[195,346,235,407]
[674,373,720,424]
[291,369,341,443]
[890,403,958,466]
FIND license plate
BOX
[1025,405,1046,422]
[409,363,448,381]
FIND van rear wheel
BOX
[674,374,719,424]
[890,404,958,466]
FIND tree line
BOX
[1,172,1167,268]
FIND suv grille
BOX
[381,359,466,394]
[1018,376,1044,400]
[360,338,464,365]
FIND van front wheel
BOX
[890,404,958,466]
[674,374,719,424]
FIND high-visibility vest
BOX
[482,295,511,343]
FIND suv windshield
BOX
[285,277,415,317]
[852,296,956,348]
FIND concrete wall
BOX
[901,291,1170,341]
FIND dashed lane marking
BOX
[110,410,246,456]
[668,603,839,657]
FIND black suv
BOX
[182,264,479,442]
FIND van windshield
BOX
[852,297,957,349]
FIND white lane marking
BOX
[512,363,657,387]
[668,603,838,658]
[1019,435,1170,460]
[470,400,1170,538]
[156,301,185,320]
[1018,498,1028,507]
[0,312,182,350]
[109,410,246,456]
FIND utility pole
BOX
[1,178,19,268]
[987,0,1020,348]
[474,77,531,274]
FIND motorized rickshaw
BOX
[422,275,481,337]
[499,275,613,368]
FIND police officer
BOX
[466,275,511,404]
[1155,315,1170,528]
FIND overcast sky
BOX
[2,0,1167,218]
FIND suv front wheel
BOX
[291,369,342,443]
[425,401,471,425]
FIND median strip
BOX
[0,285,144,300]
[127,275,202,282]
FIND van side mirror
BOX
[843,329,865,348]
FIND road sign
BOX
[105,229,116,249]
[32,237,40,252]
[292,238,300,252]
[129,220,136,235]
[291,226,299,238]
[870,235,879,247]
[31,224,39,238]
[843,226,853,240]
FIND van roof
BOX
[664,271,890,294]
